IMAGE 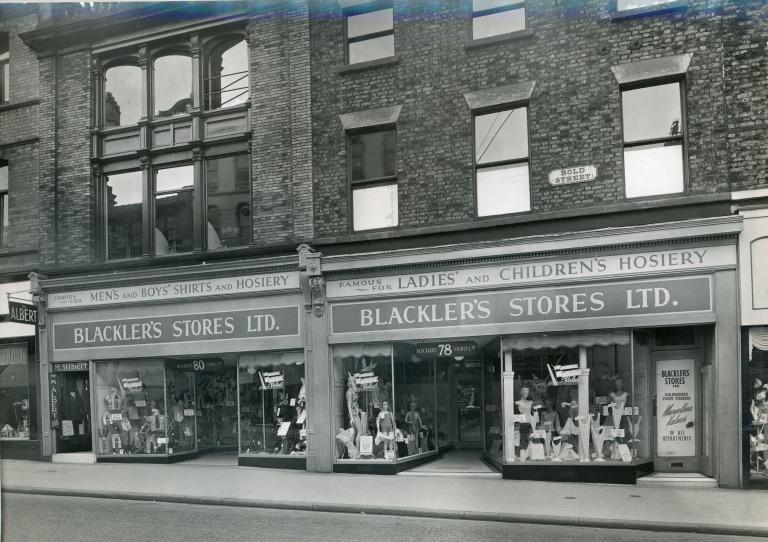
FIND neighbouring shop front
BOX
[323,218,742,485]
[39,262,308,469]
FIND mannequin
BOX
[376,400,397,457]
[516,387,534,459]
[539,397,560,457]
[404,401,423,454]
[609,378,629,460]
[346,373,367,448]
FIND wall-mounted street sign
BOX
[8,300,37,325]
[548,165,597,186]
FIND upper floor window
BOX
[105,170,143,259]
[0,160,9,245]
[617,0,677,10]
[153,54,192,119]
[205,39,249,111]
[345,2,394,65]
[154,165,195,254]
[205,154,251,248]
[104,64,142,127]
[474,106,530,216]
[471,0,525,40]
[0,32,9,103]
[622,81,685,198]
[348,127,398,231]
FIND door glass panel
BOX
[456,360,482,444]
[166,364,197,454]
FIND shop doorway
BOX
[52,367,91,454]
[651,350,702,473]
[455,361,483,447]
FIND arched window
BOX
[205,39,249,111]
[104,65,141,127]
[153,54,192,118]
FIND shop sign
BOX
[173,359,224,372]
[547,363,584,385]
[120,377,144,392]
[259,370,284,390]
[49,372,60,429]
[354,372,379,390]
[414,341,477,358]
[48,271,300,309]
[8,300,37,325]
[548,165,597,186]
[331,276,712,334]
[53,306,300,350]
[51,361,88,372]
[326,245,734,299]
[656,359,696,457]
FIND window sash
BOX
[0,191,7,245]
[344,4,394,64]
[348,128,397,184]
[0,58,8,103]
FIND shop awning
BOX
[750,327,768,361]
[502,330,630,352]
[332,343,392,361]
[239,351,305,370]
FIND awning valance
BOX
[502,330,630,352]
[750,327,768,361]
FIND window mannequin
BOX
[376,400,397,457]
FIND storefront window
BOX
[94,360,168,456]
[166,364,197,454]
[393,343,436,458]
[484,347,502,460]
[0,344,32,440]
[503,331,650,464]
[747,327,768,485]
[239,351,306,456]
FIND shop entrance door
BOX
[455,361,483,448]
[652,351,701,473]
[193,359,238,451]
[54,370,92,454]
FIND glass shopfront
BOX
[0,343,36,442]
[746,327,768,487]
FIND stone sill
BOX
[337,55,400,75]
[464,28,534,51]
[610,1,687,21]
[0,99,40,114]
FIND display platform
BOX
[97,451,198,464]
[333,450,440,475]
[497,457,654,484]
[238,455,306,470]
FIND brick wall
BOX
[309,0,739,238]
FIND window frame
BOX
[346,124,399,232]
[343,1,395,66]
[151,49,194,121]
[619,76,689,200]
[203,150,253,248]
[203,35,250,112]
[0,159,7,246]
[0,31,8,104]
[470,1,526,41]
[153,162,196,256]
[472,102,532,218]
[102,59,142,129]
[103,168,144,261]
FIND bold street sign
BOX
[326,245,735,299]
[548,165,597,186]
[53,306,300,350]
[48,272,301,309]
[8,301,37,325]
[331,276,712,334]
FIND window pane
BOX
[622,83,682,142]
[473,0,519,11]
[348,35,395,64]
[618,0,676,10]
[0,164,7,191]
[239,352,306,457]
[1,193,7,245]
[154,55,192,118]
[347,8,393,39]
[472,7,525,39]
[207,40,249,110]
[475,108,528,164]
[155,191,194,254]
[1,60,8,103]
[106,171,143,260]
[624,142,684,198]
[206,155,251,248]
[477,162,530,216]
[349,130,396,182]
[353,183,398,230]
[0,346,30,440]
[104,65,142,127]
[156,165,194,193]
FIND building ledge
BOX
[0,99,40,114]
[464,28,534,51]
[337,55,400,75]
[610,1,687,21]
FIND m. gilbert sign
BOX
[327,245,734,299]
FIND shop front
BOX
[39,262,308,468]
[323,217,742,485]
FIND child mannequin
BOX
[405,401,423,454]
[376,400,397,458]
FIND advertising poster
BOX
[656,359,696,457]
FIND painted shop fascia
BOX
[322,216,743,486]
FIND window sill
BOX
[0,98,40,113]
[464,28,534,51]
[610,1,687,21]
[338,55,400,75]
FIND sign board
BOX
[61,420,74,437]
[331,276,712,335]
[173,359,224,372]
[49,372,60,429]
[359,435,373,455]
[259,370,284,390]
[53,306,300,351]
[51,362,88,372]
[48,272,300,309]
[547,363,583,385]
[8,300,37,325]
[414,341,477,359]
[327,245,734,299]
[548,165,597,186]
[353,372,379,390]
[656,358,696,457]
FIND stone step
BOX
[636,472,718,488]
[51,452,96,464]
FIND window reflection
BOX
[206,155,251,248]
[349,130,397,182]
[622,83,682,143]
[104,65,142,127]
[475,108,528,164]
[154,55,192,118]
[206,40,249,110]
[155,166,194,254]
[106,171,143,260]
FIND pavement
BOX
[2,457,768,538]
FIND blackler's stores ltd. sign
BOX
[331,276,712,334]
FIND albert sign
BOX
[8,301,37,326]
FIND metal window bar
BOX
[204,70,249,108]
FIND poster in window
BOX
[656,359,696,457]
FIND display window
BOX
[747,327,768,485]
[502,330,650,464]
[0,344,35,440]
[238,351,306,457]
